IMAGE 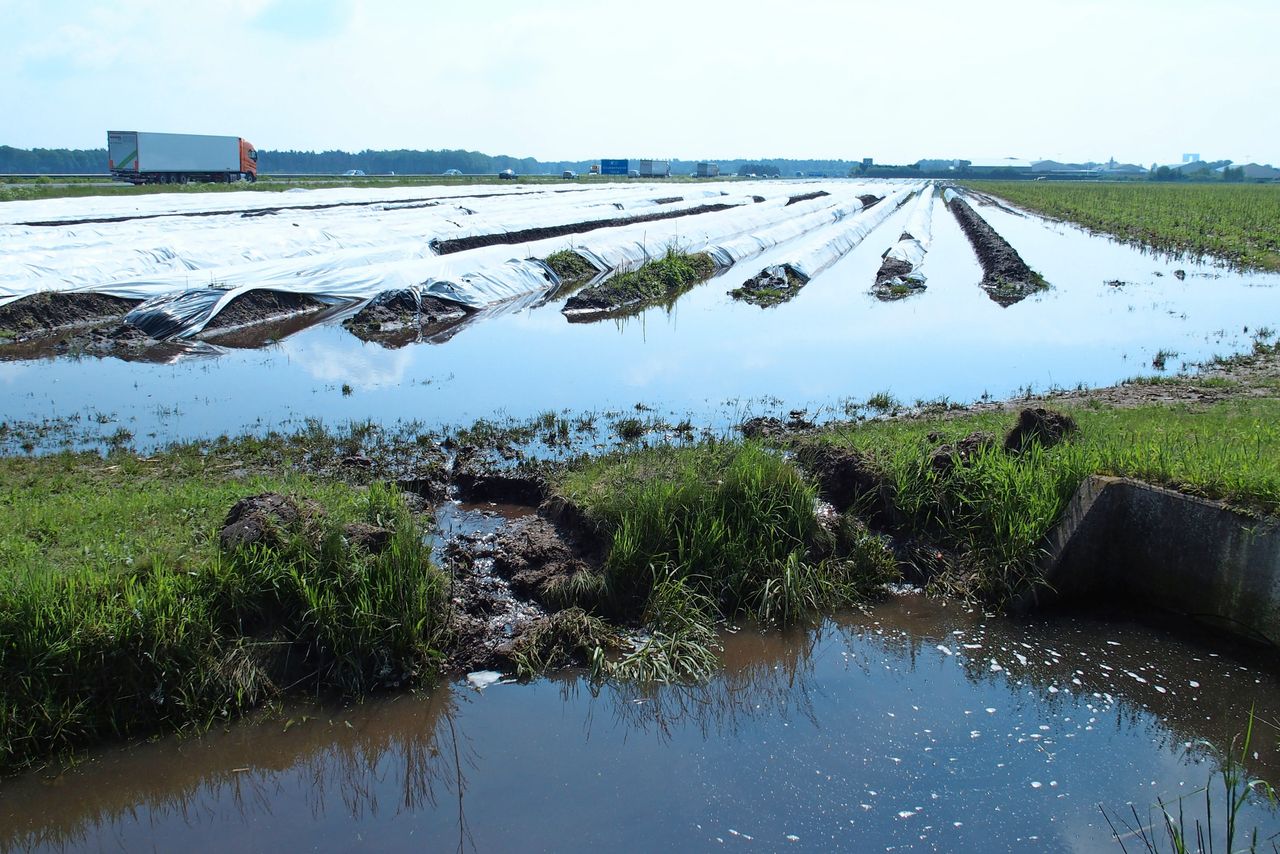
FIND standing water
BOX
[2,596,1276,852]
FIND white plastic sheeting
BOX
[2,180,915,337]
[564,187,883,275]
[942,187,961,205]
[700,192,874,268]
[751,187,916,283]
[880,187,935,274]
[0,184,742,299]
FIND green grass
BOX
[567,249,718,312]
[813,397,1280,601]
[0,451,448,771]
[963,181,1280,271]
[557,442,896,628]
[543,250,599,288]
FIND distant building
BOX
[967,157,1035,172]
[1215,163,1280,180]
[1182,153,1201,163]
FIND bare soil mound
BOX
[1004,407,1078,454]
[342,290,471,347]
[947,196,1046,306]
[200,290,326,333]
[0,292,140,342]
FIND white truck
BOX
[107,131,259,184]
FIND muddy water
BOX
[3,190,1279,450]
[3,596,1276,852]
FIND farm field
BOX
[2,178,1279,450]
[3,178,1280,851]
[965,180,1280,271]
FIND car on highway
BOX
[443,169,462,176]
[498,169,517,180]
[562,170,577,179]
[342,169,366,177]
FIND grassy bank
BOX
[807,395,1280,601]
[963,181,1280,271]
[0,449,448,771]
[5,351,1280,769]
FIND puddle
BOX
[1,595,1275,851]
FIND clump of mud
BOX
[444,495,607,673]
[946,196,1047,305]
[342,290,471,348]
[0,292,140,344]
[199,290,327,336]
[859,194,883,208]
[729,264,807,307]
[218,492,323,551]
[794,443,892,522]
[1004,407,1078,454]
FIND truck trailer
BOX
[107,131,259,184]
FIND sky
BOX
[4,0,1278,166]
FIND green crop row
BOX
[964,181,1280,271]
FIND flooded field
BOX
[1,595,1275,852]
[2,181,1279,450]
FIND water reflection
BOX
[4,596,1276,851]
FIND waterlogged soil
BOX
[0,292,139,342]
[948,195,1046,305]
[730,263,807,307]
[342,290,472,347]
[2,596,1275,852]
[197,289,328,335]
[4,182,1280,451]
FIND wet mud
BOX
[0,291,140,343]
[198,289,327,335]
[947,195,1047,305]
[871,234,927,301]
[199,300,353,349]
[729,264,807,307]
[342,290,472,348]
[442,496,607,674]
[431,202,735,255]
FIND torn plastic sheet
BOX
[126,257,558,338]
[4,180,914,337]
[881,187,936,273]
[750,187,915,283]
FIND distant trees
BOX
[0,146,106,173]
[735,161,781,177]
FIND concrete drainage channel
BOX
[1022,475,1280,646]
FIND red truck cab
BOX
[240,139,259,181]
